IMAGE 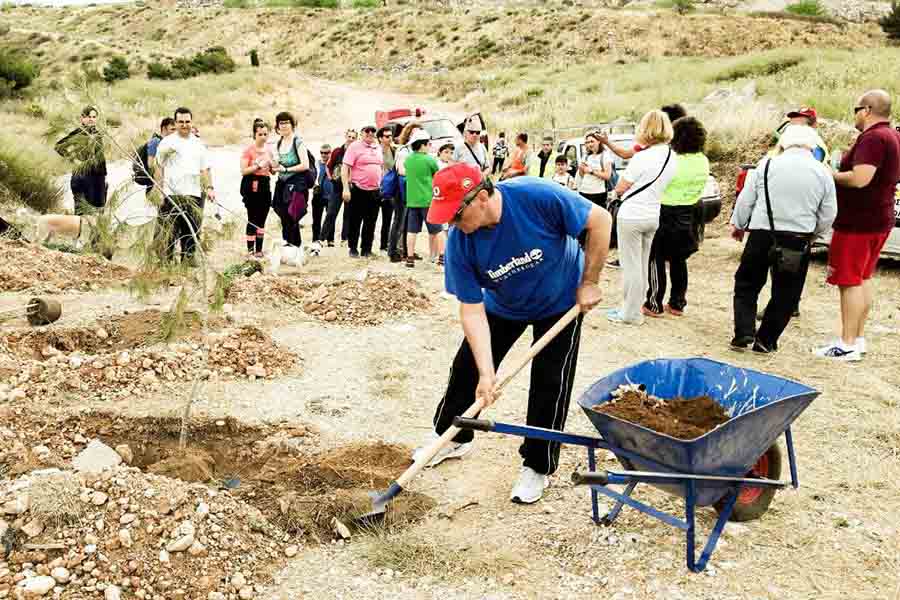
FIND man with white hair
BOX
[729,125,837,353]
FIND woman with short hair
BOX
[387,122,422,262]
[239,119,274,257]
[272,111,311,253]
[643,116,710,317]
[607,110,676,325]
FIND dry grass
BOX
[27,471,86,530]
[363,525,525,580]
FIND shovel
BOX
[360,304,582,521]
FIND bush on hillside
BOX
[148,47,236,80]
[0,140,63,213]
[352,0,381,7]
[673,0,695,14]
[880,1,900,41]
[250,49,260,67]
[103,56,130,83]
[785,0,824,16]
[0,48,39,98]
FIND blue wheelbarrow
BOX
[453,357,819,573]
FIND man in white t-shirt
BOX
[452,117,490,178]
[153,106,215,264]
[606,111,676,325]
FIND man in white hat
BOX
[452,117,490,178]
[728,125,837,353]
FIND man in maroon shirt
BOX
[816,90,900,361]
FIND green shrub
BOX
[672,0,694,14]
[250,49,260,67]
[0,48,39,97]
[352,0,380,7]
[147,61,174,80]
[102,56,130,83]
[0,137,63,213]
[785,0,824,16]
[263,0,337,6]
[711,55,803,82]
[224,0,251,6]
[880,1,900,41]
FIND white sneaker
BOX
[856,337,867,354]
[814,343,862,362]
[510,466,549,504]
[411,433,474,468]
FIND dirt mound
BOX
[1,309,212,360]
[593,386,730,439]
[0,240,131,293]
[302,274,432,326]
[1,324,299,404]
[226,273,320,307]
[148,449,216,482]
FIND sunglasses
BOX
[853,106,869,114]
[451,186,481,224]
[466,130,480,135]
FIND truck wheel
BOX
[715,444,782,522]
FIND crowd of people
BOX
[48,88,898,376]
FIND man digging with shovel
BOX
[413,164,612,504]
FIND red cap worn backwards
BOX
[427,163,483,225]
[786,107,817,124]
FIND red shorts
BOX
[826,230,890,286]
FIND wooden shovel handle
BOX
[395,305,581,489]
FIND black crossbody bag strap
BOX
[762,158,777,241]
[621,147,672,202]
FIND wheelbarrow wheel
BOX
[716,443,782,522]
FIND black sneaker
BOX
[349,249,360,258]
[729,336,754,352]
[792,308,800,318]
[752,340,776,354]
[607,259,620,269]
[361,251,372,258]
[389,254,402,263]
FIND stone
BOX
[230,573,246,590]
[238,588,254,599]
[50,567,70,584]
[118,529,133,548]
[95,328,109,340]
[22,518,44,539]
[2,495,29,515]
[166,521,195,553]
[187,541,206,556]
[105,584,122,600]
[119,513,137,525]
[331,517,351,540]
[19,575,56,596]
[196,503,210,519]
[208,593,226,600]
[115,352,131,367]
[158,550,170,563]
[90,492,109,506]
[246,365,266,378]
[73,440,122,474]
[73,433,88,444]
[114,445,134,465]
[324,311,338,322]
[284,545,298,558]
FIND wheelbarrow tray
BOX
[577,357,819,506]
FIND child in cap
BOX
[437,143,454,170]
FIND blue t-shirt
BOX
[147,135,162,158]
[444,177,592,320]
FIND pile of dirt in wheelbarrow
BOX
[302,274,432,325]
[0,413,434,598]
[593,385,730,440]
[0,239,131,293]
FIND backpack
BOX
[132,134,158,186]
[278,136,317,190]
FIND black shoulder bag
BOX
[762,159,808,273]
[608,147,672,225]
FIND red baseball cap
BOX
[427,163,483,225]
[786,107,817,124]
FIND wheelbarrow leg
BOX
[785,427,799,489]
[588,448,600,524]
[685,482,737,573]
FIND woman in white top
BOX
[607,110,676,325]
[576,131,612,209]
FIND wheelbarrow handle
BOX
[453,417,495,432]
[571,471,610,486]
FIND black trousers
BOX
[311,187,327,243]
[244,200,270,253]
[71,174,107,215]
[577,192,607,246]
[492,157,505,175]
[733,230,811,349]
[433,309,584,475]
[388,184,408,258]
[379,194,394,251]
[158,195,203,263]
[346,186,380,254]
[272,181,302,247]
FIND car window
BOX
[565,145,578,165]
[424,119,461,140]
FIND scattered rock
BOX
[105,584,123,600]
[230,573,247,590]
[246,364,266,378]
[166,521,196,553]
[73,439,123,473]
[18,575,56,596]
[284,544,298,558]
[50,566,70,584]
[22,518,44,538]
[115,444,134,465]
[90,491,109,505]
